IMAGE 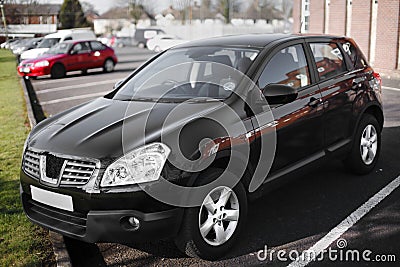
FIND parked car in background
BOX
[18,40,117,79]
[1,38,23,49]
[146,34,188,52]
[133,28,165,48]
[114,36,135,47]
[20,34,383,260]
[13,38,43,60]
[20,29,96,61]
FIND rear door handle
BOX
[308,97,321,107]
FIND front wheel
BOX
[174,168,247,260]
[50,64,65,79]
[103,59,115,73]
[344,114,381,174]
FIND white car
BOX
[146,34,188,52]
[20,29,96,61]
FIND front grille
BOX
[22,149,98,187]
[21,63,34,68]
[23,150,40,179]
[60,160,97,186]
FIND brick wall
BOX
[328,0,346,35]
[375,0,400,70]
[309,0,325,33]
[350,0,371,60]
[292,0,301,33]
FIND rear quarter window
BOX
[90,41,107,51]
[340,41,368,70]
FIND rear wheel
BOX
[103,59,115,73]
[344,114,381,174]
[174,168,247,260]
[50,64,65,79]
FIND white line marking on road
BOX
[287,175,400,267]
[36,79,121,94]
[40,91,110,105]
[383,86,400,92]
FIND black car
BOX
[133,28,165,48]
[20,34,383,259]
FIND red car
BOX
[17,40,118,79]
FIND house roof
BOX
[4,4,61,16]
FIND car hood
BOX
[20,48,50,60]
[28,97,223,161]
[22,53,65,64]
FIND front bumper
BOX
[20,172,184,243]
[17,65,50,77]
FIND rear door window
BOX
[309,43,347,80]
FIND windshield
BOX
[46,42,72,54]
[37,38,60,48]
[113,46,259,102]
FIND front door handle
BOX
[308,97,321,107]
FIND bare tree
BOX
[173,0,190,24]
[129,0,143,25]
[81,1,98,15]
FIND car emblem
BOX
[39,155,66,187]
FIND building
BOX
[3,4,60,25]
[0,4,60,41]
[293,0,400,74]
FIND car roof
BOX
[174,33,345,49]
[61,40,99,44]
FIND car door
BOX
[252,40,324,175]
[306,39,354,151]
[66,42,92,71]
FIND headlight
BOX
[101,143,171,187]
[35,60,49,67]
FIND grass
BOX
[0,50,55,266]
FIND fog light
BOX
[128,216,140,230]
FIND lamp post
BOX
[0,0,8,40]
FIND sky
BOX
[41,0,171,15]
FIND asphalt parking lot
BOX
[27,47,400,266]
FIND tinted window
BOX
[113,46,260,101]
[90,41,107,51]
[340,41,368,69]
[258,44,310,89]
[310,43,347,80]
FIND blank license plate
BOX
[21,67,30,73]
[31,186,74,212]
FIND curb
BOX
[21,78,73,267]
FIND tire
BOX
[174,168,248,260]
[344,114,381,174]
[103,59,115,73]
[50,64,65,79]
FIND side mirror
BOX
[70,50,77,55]
[113,79,124,89]
[262,84,298,105]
